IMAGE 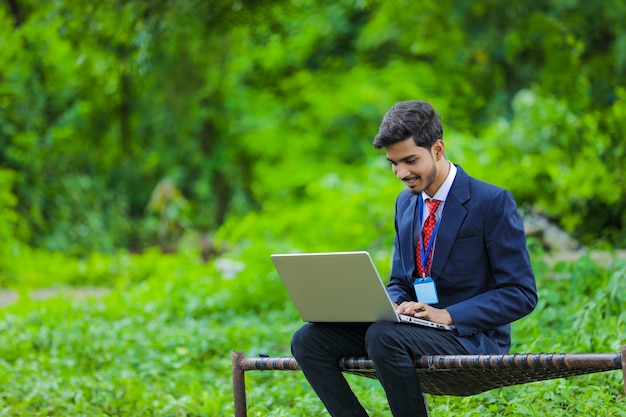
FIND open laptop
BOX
[270,251,453,331]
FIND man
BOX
[291,100,538,417]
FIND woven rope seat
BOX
[339,352,623,396]
[232,346,626,416]
[234,347,625,397]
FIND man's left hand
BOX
[395,301,454,326]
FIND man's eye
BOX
[407,159,417,164]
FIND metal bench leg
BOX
[232,351,248,417]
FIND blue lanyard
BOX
[418,197,440,277]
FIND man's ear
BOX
[431,139,445,158]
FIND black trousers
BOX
[291,321,468,417]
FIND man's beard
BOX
[409,165,437,196]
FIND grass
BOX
[0,244,624,416]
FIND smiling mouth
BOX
[404,176,419,185]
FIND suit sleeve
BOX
[386,192,415,304]
[446,189,538,337]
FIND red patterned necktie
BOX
[416,199,441,277]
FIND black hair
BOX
[373,100,443,149]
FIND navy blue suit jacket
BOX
[386,165,538,354]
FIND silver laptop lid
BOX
[270,251,399,323]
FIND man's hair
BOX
[372,100,443,149]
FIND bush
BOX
[454,88,626,247]
[0,235,624,415]
[0,168,20,285]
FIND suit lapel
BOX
[431,166,470,278]
[399,193,419,277]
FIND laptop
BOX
[270,251,453,331]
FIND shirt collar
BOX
[422,161,457,202]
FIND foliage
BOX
[1,2,625,415]
[1,1,626,253]
[0,168,19,281]
[0,0,274,253]
[0,244,624,416]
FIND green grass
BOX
[0,245,624,416]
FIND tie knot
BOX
[425,199,441,213]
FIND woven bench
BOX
[232,345,626,416]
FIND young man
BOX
[290,100,538,417]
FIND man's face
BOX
[385,138,438,195]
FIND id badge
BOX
[413,277,439,305]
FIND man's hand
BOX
[395,301,454,326]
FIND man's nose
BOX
[394,164,409,179]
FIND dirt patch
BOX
[0,291,18,307]
[544,249,626,267]
[0,287,109,308]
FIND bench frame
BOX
[232,345,626,417]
